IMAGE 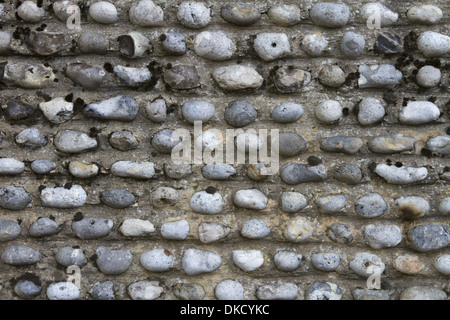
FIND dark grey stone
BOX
[65,63,106,90]
[96,246,133,275]
[376,32,402,54]
[101,189,135,209]
[334,164,362,185]
[3,99,36,121]
[224,100,257,128]
[408,224,450,252]
[72,217,114,240]
[55,246,88,267]
[0,186,32,210]
[109,130,139,151]
[279,133,308,157]
[78,32,109,54]
[152,129,182,154]
[161,32,187,55]
[280,162,328,184]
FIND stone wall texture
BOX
[0,0,448,300]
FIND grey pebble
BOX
[253,33,290,61]
[364,224,402,249]
[399,101,440,125]
[118,31,152,59]
[220,3,260,26]
[0,219,21,242]
[39,97,73,124]
[145,99,166,123]
[352,289,390,300]
[161,32,187,55]
[84,96,139,121]
[233,189,268,210]
[55,246,87,267]
[311,253,341,271]
[368,135,416,154]
[0,158,25,175]
[182,248,222,275]
[224,100,257,128]
[40,185,87,208]
[151,187,179,207]
[268,4,301,26]
[202,163,236,180]
[161,219,190,240]
[256,283,298,300]
[417,31,450,57]
[164,163,192,180]
[408,223,450,252]
[315,193,346,214]
[182,100,216,124]
[417,65,441,88]
[318,65,346,88]
[271,102,304,123]
[395,196,429,220]
[279,133,308,157]
[241,218,270,239]
[190,190,225,214]
[232,250,264,272]
[349,252,386,277]
[280,161,328,184]
[111,161,155,179]
[274,251,302,271]
[78,32,109,54]
[400,286,447,300]
[91,281,115,300]
[340,32,365,58]
[46,282,80,300]
[212,65,263,90]
[17,1,45,22]
[54,130,98,154]
[0,31,11,54]
[128,281,163,300]
[101,189,135,209]
[283,218,314,242]
[358,97,386,125]
[194,31,235,61]
[361,3,398,27]
[113,66,151,87]
[279,192,308,213]
[2,245,43,265]
[28,217,61,238]
[15,128,48,148]
[438,198,450,215]
[326,222,353,244]
[320,136,363,155]
[355,193,388,218]
[96,246,133,275]
[301,33,328,57]
[109,130,139,151]
[215,280,244,300]
[314,100,343,124]
[305,281,342,300]
[374,164,428,184]
[129,0,163,26]
[198,222,231,243]
[14,280,42,299]
[177,2,210,28]
[152,129,181,154]
[358,64,402,88]
[309,2,350,28]
[65,63,106,90]
[273,67,311,93]
[72,217,114,240]
[88,1,118,24]
[334,164,362,185]
[31,159,56,174]
[140,248,174,272]
[434,255,450,275]
[0,185,32,210]
[407,5,443,25]
[173,283,205,300]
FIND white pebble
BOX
[315,100,343,124]
[232,250,264,272]
[89,1,118,24]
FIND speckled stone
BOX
[2,245,43,265]
[151,187,179,207]
[2,63,56,89]
[340,32,365,58]
[47,282,80,300]
[368,135,416,154]
[241,218,270,239]
[182,100,216,124]
[273,67,311,93]
[215,280,244,300]
[279,192,308,213]
[314,100,343,124]
[311,253,341,271]
[268,4,301,26]
[271,102,304,123]
[212,65,263,90]
[40,185,87,208]
[198,222,231,244]
[232,250,264,272]
[305,281,342,300]
[161,219,190,240]
[14,280,42,299]
[25,31,66,56]
[256,283,298,300]
[334,164,362,185]
[326,223,353,244]
[194,31,235,61]
[349,252,385,277]
[164,163,192,180]
[394,255,425,275]
[173,283,206,300]
[318,65,346,88]
[400,286,447,300]
[182,248,222,275]
[72,217,114,240]
[274,251,302,271]
[358,64,402,88]
[224,100,257,127]
[100,189,135,209]
[129,0,164,27]
[190,190,225,214]
[399,101,440,124]
[407,5,443,25]
[89,1,118,24]
[279,133,308,157]
[253,33,291,61]
[202,163,236,180]
[152,129,182,154]
[408,223,450,252]
[357,97,386,125]
[0,219,21,242]
[161,32,187,55]
[91,281,115,300]
[233,189,268,210]
[145,99,167,123]
[0,186,32,211]
[220,3,261,26]
[416,66,441,88]
[301,33,328,57]
[417,31,450,57]
[31,159,56,174]
[280,161,328,184]
[96,246,133,275]
[315,194,347,214]
[355,193,388,218]
[283,218,314,242]
[309,3,350,28]
[140,249,174,272]
[364,224,402,249]
[177,2,210,29]
[0,31,11,54]
[28,217,61,238]
[374,164,428,184]
[54,130,98,154]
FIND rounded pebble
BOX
[408,223,450,252]
[253,33,290,61]
[177,2,210,29]
[305,281,342,300]
[111,161,155,180]
[224,100,257,128]
[374,164,428,184]
[220,3,260,26]
[15,128,48,148]
[151,187,179,207]
[400,286,447,300]
[268,4,301,26]
[40,185,87,208]
[182,248,222,275]
[394,196,430,220]
[320,136,363,155]
[89,1,118,24]
[152,129,181,154]
[54,130,98,154]
[47,282,80,300]
[91,281,115,300]
[315,194,346,214]
[31,159,56,174]
[283,218,314,242]
[334,164,362,185]
[2,245,43,265]
[393,255,425,275]
[119,218,155,237]
[399,101,440,124]
[417,31,450,57]
[314,100,343,124]
[271,102,304,123]
[202,163,236,180]
[233,189,268,210]
[0,158,25,175]
[129,0,163,26]
[72,217,114,240]
[140,249,174,272]
[358,64,403,88]
[232,250,264,272]
[357,97,386,125]
[301,33,328,57]
[326,223,353,244]
[241,218,270,239]
[69,161,98,179]
[55,246,87,267]
[28,217,61,238]
[311,253,341,271]
[434,255,450,275]
[364,224,402,249]
[17,1,45,22]
[438,198,450,215]
[182,100,216,124]
[407,5,443,25]
[78,32,109,54]
[0,185,32,211]
[279,133,308,157]
[161,32,187,55]
[340,32,365,58]
[280,161,328,184]
[318,65,346,88]
[349,252,385,277]
[161,219,190,240]
[309,2,350,28]
[109,130,139,151]
[256,283,298,300]
[15,280,42,299]
[361,3,398,27]
[100,189,135,209]
[96,246,133,275]
[215,280,244,300]
[198,222,231,243]
[128,281,163,300]
[212,65,263,90]
[190,190,225,214]
[355,193,388,218]
[274,251,302,271]
[173,283,205,300]
[194,31,235,61]
[0,219,21,242]
[417,65,441,88]
[279,192,307,213]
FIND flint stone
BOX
[65,63,106,90]
[358,64,402,88]
[274,251,302,271]
[273,67,311,93]
[28,217,61,237]
[194,31,235,61]
[232,250,264,272]
[408,223,450,252]
[256,283,298,300]
[96,246,133,275]
[309,2,350,28]
[25,31,66,56]
[109,130,139,151]
[0,186,32,210]
[119,219,155,237]
[0,219,21,242]
[173,283,205,300]
[374,164,428,184]
[368,135,416,154]
[182,248,222,275]
[161,219,190,240]
[177,2,210,29]
[39,97,73,124]
[3,99,36,121]
[40,185,86,208]
[100,189,135,209]
[84,96,139,121]
[47,282,80,300]
[113,66,151,87]
[164,65,200,89]
[0,158,24,175]
[140,249,174,272]
[280,162,328,184]
[2,63,56,88]
[72,217,114,240]
[128,281,163,300]
[364,224,403,249]
[2,245,42,265]
[190,190,225,214]
[198,222,231,243]
[220,3,261,26]
[399,101,440,125]
[55,246,87,267]
[320,136,363,155]
[14,280,42,299]
[111,161,155,179]
[212,65,263,90]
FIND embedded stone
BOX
[0,186,32,211]
[279,192,307,213]
[111,161,155,179]
[78,32,109,54]
[267,4,301,26]
[39,97,73,124]
[119,219,155,237]
[91,281,115,300]
[274,251,302,271]
[256,283,298,300]
[357,97,386,125]
[408,223,450,252]
[31,159,56,174]
[53,1,80,22]
[326,222,353,244]
[161,32,187,55]
[224,100,257,127]
[212,65,263,90]
[202,163,236,180]
[15,128,47,148]
[407,5,443,25]
[334,164,362,185]
[311,253,341,271]
[400,286,447,300]
[109,130,139,151]
[182,100,216,124]
[128,281,163,300]
[399,101,440,124]
[25,31,66,56]
[145,99,166,123]
[17,1,45,22]
[253,33,290,61]
[368,135,416,154]
[320,136,363,155]
[394,255,425,275]
[72,217,114,240]
[0,158,24,175]
[164,65,200,89]
[364,224,402,249]
[349,252,385,277]
[198,222,231,244]
[2,245,43,265]
[113,66,151,87]
[305,281,342,300]
[140,249,174,272]
[195,130,223,151]
[129,0,164,26]
[173,283,206,300]
[280,162,328,184]
[151,187,179,207]
[215,280,244,300]
[65,63,106,90]
[434,255,450,275]
[69,161,98,179]
[47,282,80,300]
[161,219,190,240]
[374,164,428,184]
[395,196,430,220]
[28,217,61,238]
[241,218,270,239]
[232,250,264,272]
[55,246,87,267]
[190,190,225,214]
[438,198,450,215]
[2,99,36,121]
[40,185,87,208]
[283,218,314,242]
[273,67,311,93]
[0,219,21,242]
[118,32,152,59]
[2,63,56,88]
[417,31,450,57]
[376,32,402,54]
[300,33,328,57]
[182,248,222,275]
[315,194,346,214]
[0,31,11,54]
[309,2,350,28]
[96,246,133,275]
[194,31,235,61]
[340,32,365,58]
[355,193,388,218]
[152,129,181,154]
[164,163,192,180]
[89,1,118,24]
[314,100,343,124]
[361,3,398,27]
[358,64,402,88]
[220,3,260,26]
[84,96,139,121]
[416,65,441,88]
[177,2,210,28]
[234,133,262,152]
[233,189,268,210]
[352,289,390,300]
[271,102,304,123]
[14,280,42,299]
[318,65,346,88]
[279,133,308,157]
[100,189,135,209]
